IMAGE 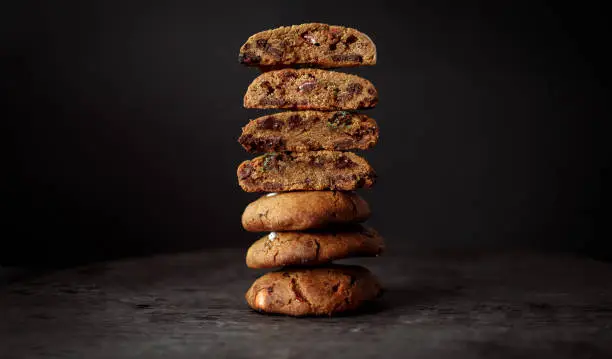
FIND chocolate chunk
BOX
[298,80,317,93]
[258,98,286,107]
[331,54,363,63]
[263,182,283,192]
[347,83,363,95]
[327,28,342,44]
[287,114,303,130]
[239,52,261,64]
[243,43,251,50]
[281,70,298,80]
[238,164,253,180]
[241,134,284,152]
[329,43,337,51]
[256,39,268,49]
[257,116,284,130]
[346,35,358,45]
[335,155,356,169]
[367,87,376,95]
[266,47,283,60]
[260,81,274,95]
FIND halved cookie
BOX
[238,23,376,68]
[237,151,376,192]
[238,111,379,153]
[243,69,377,110]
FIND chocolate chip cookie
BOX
[245,265,382,316]
[238,23,377,68]
[241,191,370,232]
[238,111,379,153]
[246,226,384,268]
[243,69,378,110]
[237,151,376,192]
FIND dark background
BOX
[2,1,610,266]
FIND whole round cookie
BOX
[246,226,384,268]
[241,191,370,232]
[245,265,382,316]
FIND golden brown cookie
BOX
[241,191,370,232]
[245,265,382,316]
[237,151,376,192]
[238,23,377,68]
[246,226,384,268]
[238,111,379,153]
[243,69,378,110]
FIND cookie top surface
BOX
[239,111,379,153]
[246,225,384,268]
[239,23,376,68]
[241,191,370,232]
[237,151,376,192]
[243,69,378,110]
[245,265,382,316]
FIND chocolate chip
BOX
[239,52,261,64]
[335,155,356,169]
[347,83,363,95]
[266,47,283,60]
[331,54,363,63]
[263,182,283,192]
[247,136,283,152]
[346,35,358,45]
[298,80,317,93]
[287,114,303,130]
[367,87,376,95]
[238,164,253,180]
[256,39,268,49]
[281,70,298,80]
[260,81,274,95]
[257,116,284,130]
[243,43,251,50]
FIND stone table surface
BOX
[1,248,612,359]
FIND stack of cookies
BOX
[236,23,384,316]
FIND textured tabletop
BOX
[1,249,612,359]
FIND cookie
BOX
[241,191,370,232]
[245,265,382,316]
[238,111,379,153]
[243,69,378,110]
[238,23,377,68]
[246,226,384,268]
[237,151,376,192]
